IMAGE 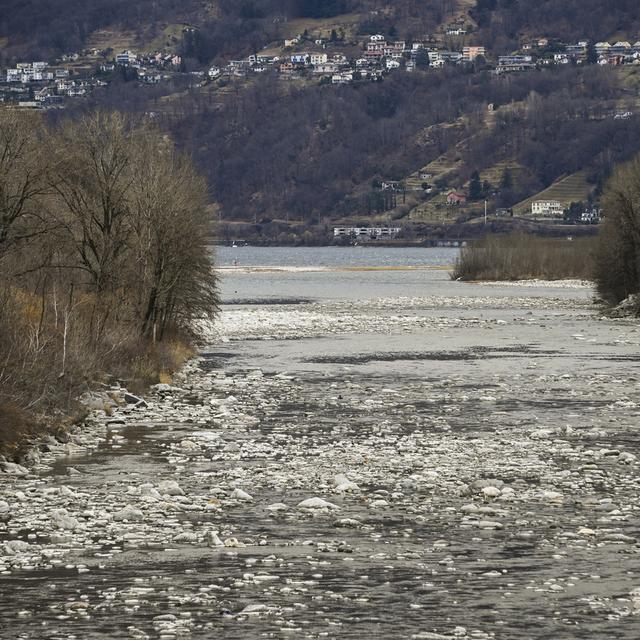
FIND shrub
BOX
[452,233,596,281]
[593,156,640,306]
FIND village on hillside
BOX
[2,19,634,231]
[2,20,640,109]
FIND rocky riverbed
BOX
[2,268,640,639]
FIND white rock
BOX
[0,462,29,475]
[140,484,162,500]
[266,503,289,512]
[297,497,340,510]
[51,509,80,531]
[482,486,501,498]
[3,540,31,555]
[173,532,198,543]
[113,506,144,522]
[334,474,360,493]
[205,531,224,547]
[231,488,253,501]
[180,440,200,452]
[240,603,268,615]
[224,537,246,548]
[619,452,637,464]
[334,518,362,528]
[158,481,184,496]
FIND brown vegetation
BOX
[451,233,596,281]
[0,109,218,454]
[594,156,640,308]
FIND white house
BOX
[334,227,401,238]
[313,62,339,74]
[332,72,353,84]
[462,46,486,62]
[310,53,328,66]
[116,50,137,66]
[531,200,564,217]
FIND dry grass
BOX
[0,403,41,457]
[452,233,597,281]
[513,172,594,217]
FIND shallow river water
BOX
[2,248,640,639]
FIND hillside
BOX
[3,1,640,239]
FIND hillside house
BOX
[429,51,463,65]
[463,46,486,62]
[611,41,632,55]
[291,53,310,65]
[531,200,564,217]
[310,53,328,66]
[498,55,535,72]
[313,62,339,74]
[581,207,601,224]
[332,72,353,84]
[334,227,402,239]
[116,50,138,66]
[383,42,406,58]
[279,62,296,74]
[447,192,467,206]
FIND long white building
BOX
[531,200,564,217]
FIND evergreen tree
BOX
[415,48,430,69]
[469,171,483,200]
[500,168,513,190]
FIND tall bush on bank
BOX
[452,233,596,281]
[594,156,640,306]
[0,109,218,450]
[47,111,218,341]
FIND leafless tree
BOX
[0,111,48,261]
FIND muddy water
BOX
[2,260,640,639]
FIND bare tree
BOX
[47,111,138,296]
[595,156,640,306]
[0,111,47,261]
[129,132,218,340]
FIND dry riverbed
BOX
[2,271,640,639]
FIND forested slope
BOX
[5,0,640,227]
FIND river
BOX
[1,248,640,639]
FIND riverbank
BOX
[2,268,640,638]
